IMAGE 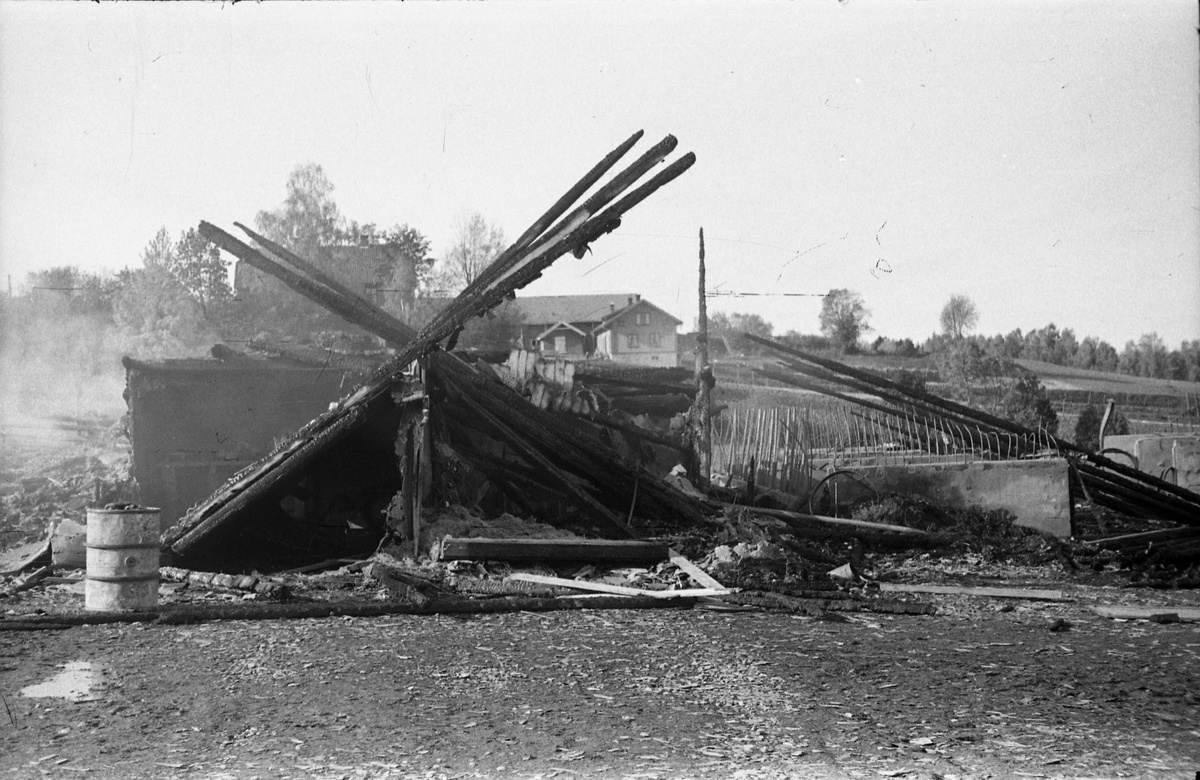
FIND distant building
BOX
[234,244,418,312]
[513,294,682,367]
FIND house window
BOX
[648,333,660,347]
[554,335,566,353]
[635,312,650,326]
[627,334,639,349]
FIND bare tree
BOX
[940,294,979,339]
[437,213,507,293]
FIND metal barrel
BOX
[85,507,161,612]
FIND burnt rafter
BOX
[164,133,697,557]
[432,353,709,529]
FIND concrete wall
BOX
[855,458,1072,538]
[1103,434,1200,494]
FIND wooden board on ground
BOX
[441,538,669,563]
[879,583,1068,601]
[509,572,729,599]
[668,548,725,590]
[1090,605,1200,622]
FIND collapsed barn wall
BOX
[123,356,366,532]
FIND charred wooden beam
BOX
[455,390,637,537]
[199,223,414,347]
[437,353,709,527]
[610,393,694,417]
[440,538,669,563]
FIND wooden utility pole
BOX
[691,227,712,489]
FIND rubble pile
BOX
[0,445,134,551]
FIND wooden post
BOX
[691,227,712,489]
[1098,399,1115,450]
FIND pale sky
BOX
[1,1,1197,348]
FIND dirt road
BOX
[2,592,1196,780]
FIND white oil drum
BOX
[85,506,160,611]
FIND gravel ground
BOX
[3,591,1197,780]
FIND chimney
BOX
[609,303,615,312]
[627,295,634,307]
[635,294,641,302]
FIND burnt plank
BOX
[440,537,669,563]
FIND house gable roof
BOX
[593,298,683,333]
[534,321,588,341]
[513,295,637,327]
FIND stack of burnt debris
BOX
[161,132,715,579]
[746,334,1200,574]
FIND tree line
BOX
[707,290,1200,383]
[1,163,520,363]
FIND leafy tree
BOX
[436,213,507,294]
[240,164,357,341]
[939,294,979,339]
[818,289,870,353]
[936,340,1009,411]
[780,331,832,352]
[1070,336,1119,373]
[113,232,218,358]
[254,163,345,254]
[870,336,921,357]
[707,311,774,356]
[1179,340,1200,382]
[1073,403,1130,451]
[892,369,927,395]
[167,228,232,321]
[1135,333,1168,378]
[999,373,1058,434]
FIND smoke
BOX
[0,280,212,452]
[0,292,127,445]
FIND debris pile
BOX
[0,446,134,551]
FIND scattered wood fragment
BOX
[1088,526,1200,549]
[668,548,725,590]
[160,566,288,599]
[440,538,669,564]
[1,564,52,596]
[1090,605,1200,622]
[731,505,929,536]
[879,583,1067,601]
[509,572,728,598]
[363,562,448,606]
[276,558,364,575]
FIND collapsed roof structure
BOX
[160,132,710,570]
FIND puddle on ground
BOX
[20,662,102,702]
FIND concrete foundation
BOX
[1103,434,1200,495]
[854,458,1073,538]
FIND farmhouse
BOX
[514,294,683,367]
